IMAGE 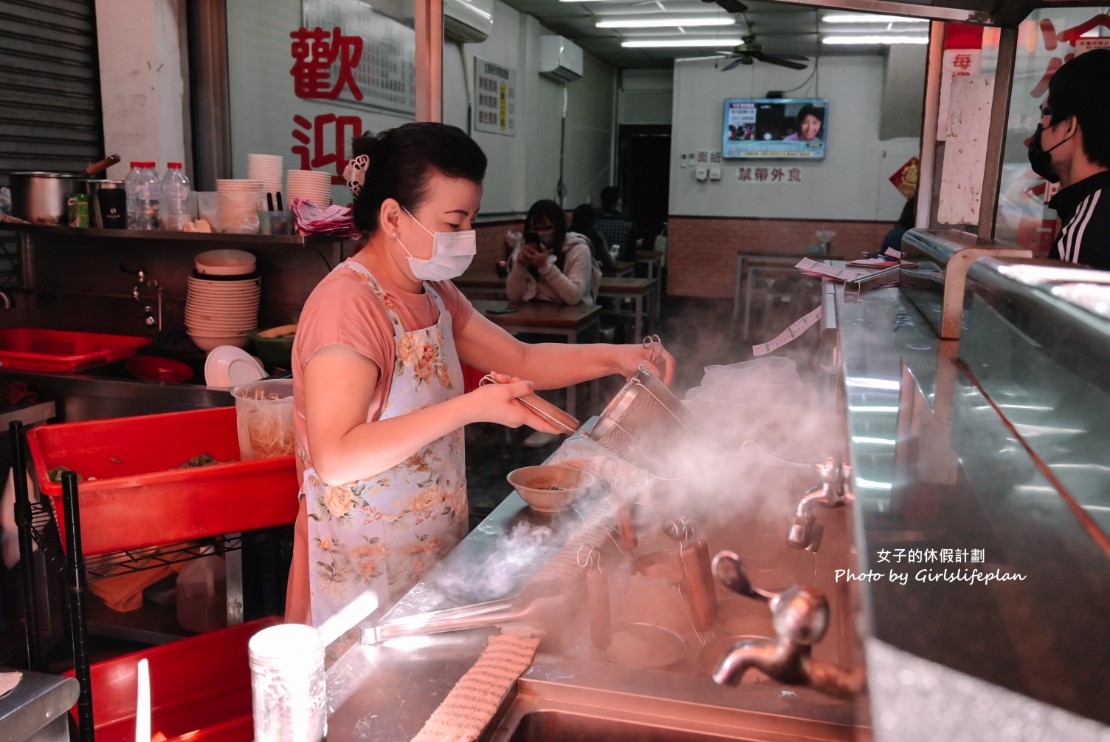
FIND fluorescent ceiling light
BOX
[598,17,735,29]
[822,35,928,45]
[822,13,928,24]
[623,38,742,48]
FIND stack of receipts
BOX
[794,257,872,282]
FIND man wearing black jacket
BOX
[1029,48,1110,270]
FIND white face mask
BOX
[395,207,476,281]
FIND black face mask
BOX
[1027,122,1073,184]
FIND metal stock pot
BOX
[9,155,120,225]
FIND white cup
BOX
[249,624,327,742]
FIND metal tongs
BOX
[479,373,580,434]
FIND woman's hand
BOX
[613,340,676,387]
[469,372,561,432]
[520,243,551,271]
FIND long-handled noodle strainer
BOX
[584,364,700,478]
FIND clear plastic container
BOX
[140,162,161,229]
[248,624,327,741]
[231,378,295,460]
[175,548,227,633]
[124,161,143,229]
[160,161,191,231]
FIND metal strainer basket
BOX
[586,364,699,477]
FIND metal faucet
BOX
[710,551,864,700]
[120,264,163,331]
[786,456,853,552]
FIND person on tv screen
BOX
[783,104,824,142]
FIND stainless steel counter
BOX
[836,283,1110,740]
[326,437,866,741]
[322,261,1109,741]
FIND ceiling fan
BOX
[718,17,809,71]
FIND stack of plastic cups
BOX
[248,623,327,741]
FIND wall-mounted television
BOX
[722,98,828,160]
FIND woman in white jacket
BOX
[506,199,599,305]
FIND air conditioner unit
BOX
[539,36,583,83]
[444,0,493,44]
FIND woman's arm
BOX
[303,344,553,485]
[455,311,675,391]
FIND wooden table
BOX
[610,260,636,278]
[471,299,602,418]
[454,272,505,299]
[635,250,665,280]
[596,276,659,341]
[732,252,808,323]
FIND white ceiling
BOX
[496,0,934,69]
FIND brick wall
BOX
[667,216,891,298]
[474,220,522,273]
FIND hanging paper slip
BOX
[752,305,823,357]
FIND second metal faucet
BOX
[786,455,853,552]
[709,550,864,700]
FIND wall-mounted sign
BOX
[473,58,516,135]
[302,0,417,116]
[737,166,804,183]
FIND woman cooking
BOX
[285,122,675,630]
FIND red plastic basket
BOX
[65,616,282,742]
[28,406,299,556]
[0,328,150,372]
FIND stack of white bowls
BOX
[216,179,264,234]
[247,154,284,198]
[186,249,261,351]
[286,169,332,208]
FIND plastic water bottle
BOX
[138,162,161,230]
[160,162,191,231]
[124,161,144,230]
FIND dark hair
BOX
[897,196,917,229]
[524,199,569,272]
[1047,48,1110,168]
[600,186,620,210]
[570,203,611,265]
[795,103,823,128]
[349,122,487,233]
[570,203,596,231]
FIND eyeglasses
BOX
[1040,105,1053,118]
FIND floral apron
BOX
[302,263,468,628]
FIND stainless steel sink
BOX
[482,674,863,742]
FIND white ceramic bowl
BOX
[507,465,596,513]
[188,331,250,352]
[194,249,257,276]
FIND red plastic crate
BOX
[65,616,282,742]
[0,328,151,372]
[28,406,299,556]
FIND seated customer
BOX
[595,186,640,262]
[507,199,599,305]
[570,202,621,276]
[881,196,916,255]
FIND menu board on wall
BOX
[302,0,416,115]
[473,57,516,136]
